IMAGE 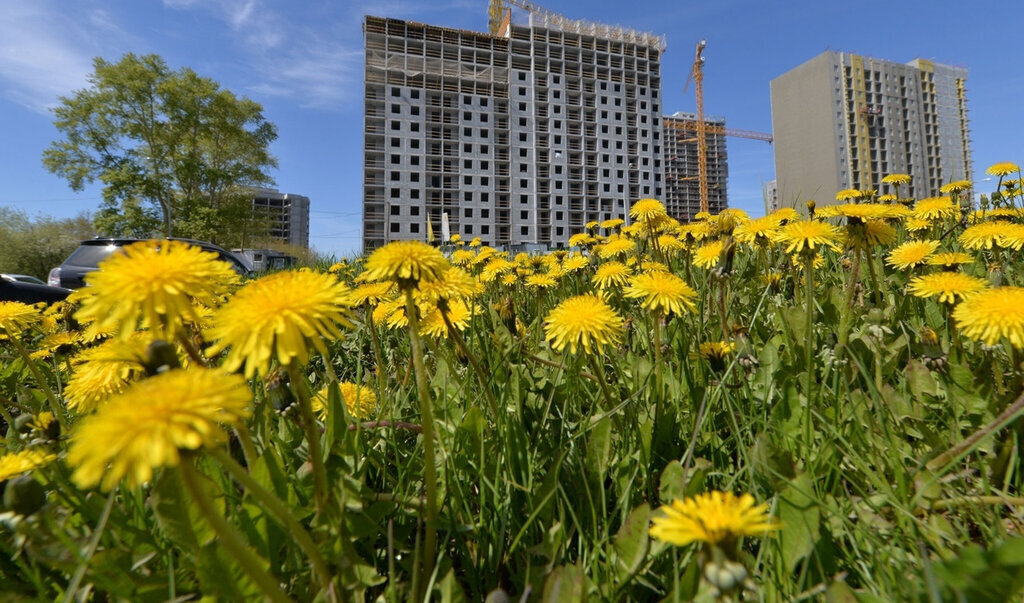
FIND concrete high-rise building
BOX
[663,112,728,220]
[770,51,971,207]
[362,14,669,251]
[249,188,310,248]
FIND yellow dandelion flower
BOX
[649,491,779,547]
[623,271,698,316]
[480,258,516,282]
[74,240,239,341]
[0,301,41,337]
[450,249,477,266]
[844,219,897,249]
[939,180,972,194]
[882,173,911,185]
[760,272,784,288]
[311,382,377,420]
[469,237,482,247]
[768,207,800,223]
[877,194,898,203]
[373,297,406,329]
[28,412,57,436]
[361,240,450,288]
[959,221,1014,251]
[630,198,668,224]
[693,240,724,269]
[699,341,736,360]
[525,273,558,289]
[777,220,841,255]
[30,331,81,360]
[67,368,251,491]
[886,239,940,270]
[585,220,599,231]
[419,298,473,338]
[969,208,1020,223]
[449,234,462,244]
[543,294,624,355]
[64,337,150,413]
[0,449,56,482]
[206,270,354,378]
[734,216,780,246]
[996,224,1024,251]
[568,232,596,247]
[657,234,685,253]
[500,273,519,287]
[987,162,1020,177]
[640,260,669,273]
[677,221,716,243]
[819,203,910,221]
[928,252,974,268]
[835,188,865,201]
[350,282,396,307]
[908,272,988,304]
[561,254,590,273]
[905,217,932,232]
[913,197,957,221]
[600,218,625,230]
[954,287,1024,348]
[592,262,631,289]
[598,237,637,259]
[416,267,478,302]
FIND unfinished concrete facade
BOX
[771,51,972,207]
[250,188,310,249]
[663,112,728,220]
[362,15,666,251]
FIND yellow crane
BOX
[679,40,772,213]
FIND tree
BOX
[43,53,278,241]
[0,207,96,279]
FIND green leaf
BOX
[778,472,820,574]
[612,503,650,581]
[586,416,613,482]
[905,359,939,402]
[657,458,711,504]
[437,569,469,603]
[750,433,797,491]
[149,469,216,553]
[542,564,586,603]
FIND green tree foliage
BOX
[0,207,95,278]
[43,53,278,243]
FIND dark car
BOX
[0,277,71,304]
[48,237,252,290]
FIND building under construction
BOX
[771,51,972,206]
[362,7,729,250]
[663,112,728,220]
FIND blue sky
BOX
[0,0,1020,257]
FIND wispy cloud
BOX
[0,3,106,112]
[163,0,480,110]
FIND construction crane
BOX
[680,40,772,213]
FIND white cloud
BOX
[0,4,96,112]
[163,0,481,110]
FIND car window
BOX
[64,244,121,268]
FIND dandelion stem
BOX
[588,354,617,411]
[178,460,290,603]
[209,447,333,590]
[10,337,67,431]
[285,361,330,517]
[838,248,862,348]
[804,253,815,453]
[366,310,387,397]
[440,305,499,419]
[404,288,439,597]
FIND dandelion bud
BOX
[703,559,749,594]
[3,475,46,516]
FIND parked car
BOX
[1,274,48,286]
[0,276,71,304]
[48,237,252,290]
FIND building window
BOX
[391,223,400,232]
[464,224,473,234]
[391,104,400,113]
[410,206,420,215]
[391,154,401,164]
[391,120,400,130]
[390,202,401,212]
[465,208,473,218]
[391,87,401,97]
[410,224,420,233]
[481,208,490,217]
[521,226,529,235]
[390,188,400,199]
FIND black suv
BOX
[48,238,251,290]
